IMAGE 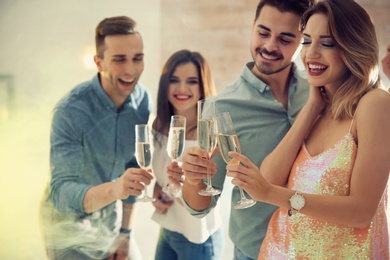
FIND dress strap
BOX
[349,105,359,134]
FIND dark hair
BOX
[95,16,138,58]
[254,0,316,21]
[300,0,380,119]
[152,50,216,145]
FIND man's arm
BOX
[83,168,152,213]
[107,203,136,260]
[181,147,217,211]
[50,107,153,215]
[182,180,211,211]
[121,202,135,231]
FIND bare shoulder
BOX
[358,88,390,112]
[355,88,390,131]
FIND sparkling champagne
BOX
[197,119,216,154]
[136,142,152,168]
[217,133,240,165]
[166,126,185,161]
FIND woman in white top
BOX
[151,50,224,260]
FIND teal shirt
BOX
[185,62,309,259]
[50,74,152,217]
[44,74,152,258]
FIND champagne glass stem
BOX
[162,159,182,197]
[197,99,220,196]
[239,187,247,200]
[206,168,212,189]
[198,154,221,196]
[234,183,256,209]
[138,167,155,202]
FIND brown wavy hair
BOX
[152,50,216,145]
[95,16,138,58]
[254,0,316,21]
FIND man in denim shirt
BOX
[179,0,314,259]
[40,16,153,259]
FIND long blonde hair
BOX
[300,0,381,119]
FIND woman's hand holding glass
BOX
[166,160,185,188]
[163,115,186,197]
[226,152,272,203]
[215,112,256,209]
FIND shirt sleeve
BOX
[180,195,217,218]
[49,106,92,217]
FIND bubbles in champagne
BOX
[166,126,185,161]
[197,119,217,154]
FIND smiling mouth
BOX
[307,63,328,77]
[308,63,327,72]
[175,94,192,101]
[118,78,135,86]
[261,52,280,61]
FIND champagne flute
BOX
[135,124,155,202]
[162,115,186,197]
[215,112,256,209]
[197,99,221,196]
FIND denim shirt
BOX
[49,73,152,217]
[183,62,309,259]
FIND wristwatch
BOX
[288,191,305,216]
[119,227,132,237]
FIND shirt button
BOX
[265,86,270,91]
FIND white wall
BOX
[0,0,161,109]
[0,1,161,259]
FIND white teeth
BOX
[120,78,134,83]
[176,95,190,99]
[262,53,278,60]
[308,64,326,69]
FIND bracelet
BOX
[119,227,132,237]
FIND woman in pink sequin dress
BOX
[226,0,390,258]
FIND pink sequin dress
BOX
[259,128,389,259]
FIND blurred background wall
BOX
[0,0,389,259]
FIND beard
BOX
[252,47,291,75]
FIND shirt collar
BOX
[242,62,299,94]
[92,73,132,112]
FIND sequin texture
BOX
[259,133,389,259]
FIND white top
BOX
[151,132,222,244]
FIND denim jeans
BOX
[154,227,224,260]
[233,246,255,260]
